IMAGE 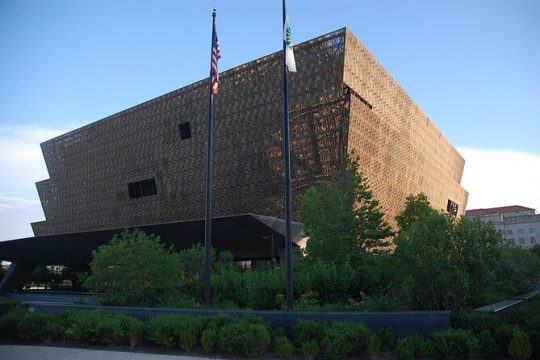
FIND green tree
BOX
[498,246,540,296]
[392,194,508,310]
[83,229,184,306]
[176,243,206,301]
[300,156,393,261]
[332,156,394,252]
[395,193,434,231]
[301,183,357,261]
[530,244,540,257]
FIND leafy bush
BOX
[432,329,479,360]
[365,334,381,359]
[362,295,407,311]
[395,337,415,360]
[211,252,245,307]
[243,269,285,310]
[16,312,58,342]
[452,310,505,335]
[419,338,434,358]
[54,311,77,340]
[453,310,523,359]
[301,339,320,359]
[176,316,204,351]
[393,197,507,310]
[201,328,218,353]
[145,315,203,351]
[498,247,540,296]
[503,297,540,334]
[477,329,501,359]
[200,314,234,353]
[528,330,540,360]
[0,306,27,339]
[495,324,521,356]
[219,317,271,356]
[294,259,358,305]
[83,229,185,306]
[377,327,395,352]
[395,335,432,360]
[508,330,532,360]
[117,314,143,347]
[145,316,177,349]
[295,320,325,345]
[0,300,22,315]
[321,322,370,360]
[65,311,141,346]
[274,335,294,357]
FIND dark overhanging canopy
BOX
[0,214,304,266]
[0,214,304,291]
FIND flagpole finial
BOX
[212,8,216,17]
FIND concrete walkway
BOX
[0,345,223,360]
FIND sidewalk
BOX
[0,345,222,360]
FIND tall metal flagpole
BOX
[282,0,294,311]
[204,8,217,308]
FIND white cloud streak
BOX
[0,196,44,240]
[0,123,74,240]
[459,147,540,212]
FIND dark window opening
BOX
[128,178,157,199]
[447,199,458,216]
[179,122,191,140]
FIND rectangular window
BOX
[531,237,536,244]
[529,228,535,233]
[128,182,141,199]
[507,229,513,235]
[179,122,191,140]
[447,199,458,216]
[519,237,525,244]
[518,229,524,234]
[128,178,157,199]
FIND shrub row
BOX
[452,299,540,360]
[1,303,537,359]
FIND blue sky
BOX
[1,0,539,239]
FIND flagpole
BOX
[282,0,294,311]
[204,8,217,308]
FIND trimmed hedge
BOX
[432,328,479,360]
[145,315,202,351]
[1,300,538,359]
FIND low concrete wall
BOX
[27,303,449,338]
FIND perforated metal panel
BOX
[343,29,468,228]
[32,28,467,236]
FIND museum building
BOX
[0,28,468,290]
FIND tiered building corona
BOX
[32,28,468,237]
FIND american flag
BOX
[211,25,221,94]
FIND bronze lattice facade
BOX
[32,28,468,236]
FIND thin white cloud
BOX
[0,196,44,240]
[0,124,74,192]
[0,123,75,240]
[459,147,540,212]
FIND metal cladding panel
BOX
[33,29,347,236]
[32,28,467,236]
[342,29,468,226]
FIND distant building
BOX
[466,206,539,248]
